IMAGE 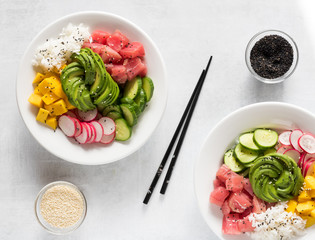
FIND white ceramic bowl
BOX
[16,11,167,165]
[194,102,315,240]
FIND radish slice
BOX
[298,153,305,168]
[77,108,98,122]
[298,133,315,154]
[66,111,77,119]
[277,145,293,154]
[75,124,88,144]
[305,160,315,177]
[303,158,315,177]
[58,115,76,137]
[73,118,82,137]
[283,149,301,164]
[98,117,116,135]
[95,112,103,120]
[100,132,115,144]
[290,129,303,152]
[82,122,92,143]
[279,131,292,146]
[90,121,104,143]
[86,123,97,143]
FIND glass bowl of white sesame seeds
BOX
[35,181,87,234]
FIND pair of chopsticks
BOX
[143,56,213,204]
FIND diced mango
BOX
[286,199,298,213]
[37,76,62,95]
[298,190,312,202]
[36,108,50,124]
[28,93,43,108]
[64,96,76,110]
[51,83,66,99]
[311,208,315,218]
[44,99,68,116]
[41,91,60,105]
[301,215,315,228]
[305,176,315,190]
[34,86,42,95]
[309,189,315,198]
[32,73,44,84]
[46,116,58,130]
[296,201,315,215]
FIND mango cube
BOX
[64,96,76,110]
[41,91,60,105]
[34,86,42,95]
[309,189,315,198]
[286,199,298,213]
[305,176,315,190]
[296,201,315,215]
[44,99,67,116]
[37,76,62,95]
[28,93,43,108]
[46,117,58,130]
[32,73,44,84]
[36,108,50,124]
[303,215,315,228]
[298,190,312,202]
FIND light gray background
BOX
[1,0,315,239]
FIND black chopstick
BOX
[143,56,213,204]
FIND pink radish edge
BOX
[289,129,303,152]
[58,115,76,137]
[279,131,292,146]
[298,133,315,154]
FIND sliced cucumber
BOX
[102,105,122,116]
[134,88,146,112]
[239,132,260,151]
[123,76,142,99]
[120,104,137,127]
[234,143,259,164]
[106,111,123,121]
[253,129,278,149]
[142,76,154,102]
[264,147,277,155]
[120,97,141,116]
[224,149,245,172]
[115,118,132,141]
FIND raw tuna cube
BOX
[216,164,237,182]
[100,45,122,64]
[240,206,253,218]
[119,42,145,59]
[124,57,146,80]
[91,30,110,44]
[213,178,225,188]
[111,65,128,84]
[243,178,254,196]
[221,200,231,215]
[222,214,241,235]
[237,216,255,233]
[252,195,266,214]
[106,30,129,52]
[228,192,252,213]
[82,42,104,55]
[105,63,114,74]
[209,186,230,207]
[226,174,244,192]
[139,62,147,77]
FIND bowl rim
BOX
[16,11,167,165]
[193,101,315,239]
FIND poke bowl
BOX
[16,11,167,165]
[194,102,315,240]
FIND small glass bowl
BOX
[245,30,299,84]
[35,181,87,235]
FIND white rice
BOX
[248,202,306,240]
[32,23,91,72]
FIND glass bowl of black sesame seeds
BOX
[245,30,298,84]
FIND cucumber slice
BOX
[142,77,154,102]
[234,143,259,164]
[102,105,122,116]
[239,132,260,151]
[134,88,146,112]
[253,129,278,149]
[123,76,142,99]
[106,111,123,121]
[264,147,277,155]
[120,104,137,126]
[224,149,245,172]
[115,118,132,141]
[120,97,140,116]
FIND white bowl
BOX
[16,11,167,165]
[194,102,315,240]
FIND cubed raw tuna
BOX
[222,214,241,235]
[119,42,145,59]
[228,192,252,213]
[106,30,129,52]
[237,216,255,233]
[213,178,225,188]
[240,206,253,218]
[252,195,266,214]
[100,45,122,64]
[226,174,244,192]
[209,186,230,207]
[124,57,147,80]
[91,30,110,45]
[216,164,237,182]
[82,42,104,55]
[243,178,254,196]
[111,65,128,84]
[221,200,231,215]
[105,63,114,74]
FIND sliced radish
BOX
[73,118,82,137]
[277,145,293,154]
[100,132,116,144]
[82,122,92,143]
[290,129,303,152]
[95,112,103,120]
[58,115,76,137]
[77,108,98,122]
[298,153,305,168]
[298,133,315,154]
[303,158,315,177]
[98,117,116,135]
[305,160,315,177]
[75,124,88,144]
[86,123,97,143]
[283,149,301,164]
[90,121,104,143]
[66,111,77,119]
[279,131,292,146]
